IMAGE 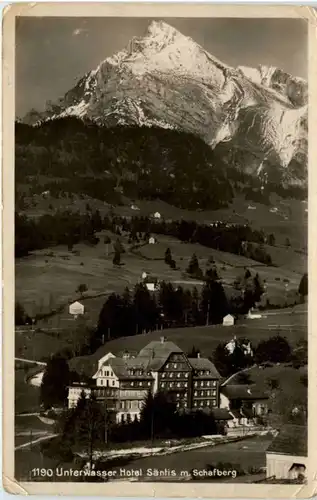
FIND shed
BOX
[266,425,307,480]
[69,301,85,317]
[149,236,156,245]
[223,314,235,326]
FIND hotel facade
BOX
[68,337,221,423]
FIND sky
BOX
[15,17,308,118]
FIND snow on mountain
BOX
[29,20,308,187]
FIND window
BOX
[206,371,210,375]
[112,380,115,386]
[131,381,134,387]
[185,373,189,378]
[120,401,125,409]
[200,401,204,407]
[161,382,165,388]
[170,382,174,388]
[147,381,151,386]
[184,402,187,408]
[194,391,197,397]
[100,379,103,386]
[200,391,204,396]
[138,382,142,387]
[177,373,181,378]
[121,414,125,423]
[213,390,217,396]
[194,382,198,388]
[176,393,180,398]
[207,390,210,396]
[207,401,211,406]
[213,381,217,387]
[212,400,217,406]
[194,402,197,407]
[166,364,170,369]
[173,363,177,369]
[200,381,204,387]
[162,373,166,378]
[177,382,181,388]
[207,381,210,387]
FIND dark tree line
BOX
[97,273,264,341]
[16,208,273,265]
[16,118,233,210]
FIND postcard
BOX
[2,3,317,497]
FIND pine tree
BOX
[164,247,172,265]
[298,273,308,300]
[40,355,70,409]
[113,250,121,266]
[186,253,202,278]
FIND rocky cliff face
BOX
[29,20,308,188]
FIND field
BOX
[227,363,307,397]
[68,307,307,377]
[19,191,307,250]
[16,228,305,331]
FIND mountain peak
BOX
[146,20,178,38]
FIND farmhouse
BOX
[266,425,307,481]
[67,337,221,423]
[143,274,159,292]
[69,301,84,318]
[219,385,268,427]
[222,314,235,326]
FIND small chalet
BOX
[143,274,159,292]
[266,425,307,481]
[69,301,85,318]
[223,314,235,326]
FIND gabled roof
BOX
[69,301,84,308]
[188,358,221,379]
[137,341,183,371]
[107,357,153,380]
[267,425,307,457]
[221,384,268,400]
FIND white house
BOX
[67,383,92,409]
[148,236,156,245]
[266,425,307,481]
[153,212,161,219]
[223,314,235,326]
[146,283,156,292]
[69,301,84,318]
